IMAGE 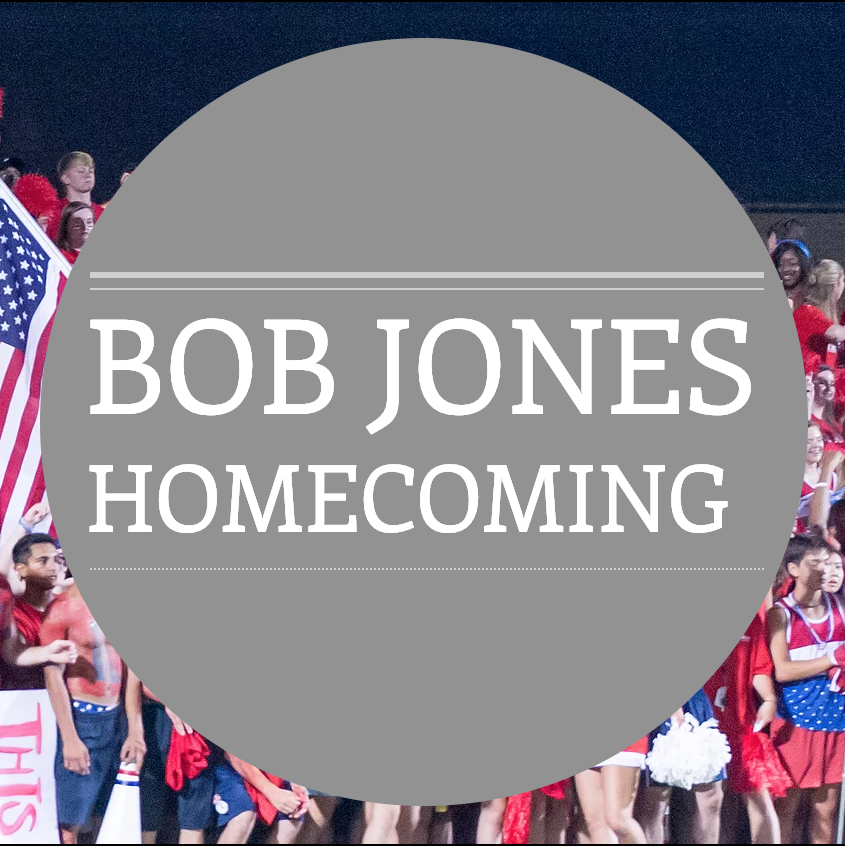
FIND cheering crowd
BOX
[0,153,842,845]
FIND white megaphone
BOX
[96,762,141,844]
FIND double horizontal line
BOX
[89,271,766,292]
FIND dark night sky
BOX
[2,2,844,204]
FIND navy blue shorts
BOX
[213,761,296,827]
[55,703,125,828]
[140,699,214,832]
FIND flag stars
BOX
[8,301,17,310]
[18,332,24,341]
[13,316,20,326]
[27,291,36,300]
[23,276,33,286]
[20,260,29,270]
[16,246,24,255]
[2,286,11,296]
[0,322,7,332]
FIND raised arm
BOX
[808,450,844,531]
[0,504,50,593]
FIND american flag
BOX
[0,180,70,540]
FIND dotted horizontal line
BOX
[89,566,768,572]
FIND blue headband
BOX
[777,239,812,259]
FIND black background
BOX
[2,2,844,204]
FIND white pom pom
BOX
[646,714,732,790]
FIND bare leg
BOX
[363,803,401,844]
[142,833,157,845]
[430,808,453,845]
[530,791,570,845]
[527,791,546,845]
[178,830,206,845]
[743,790,780,844]
[717,787,741,845]
[218,811,257,844]
[774,788,803,845]
[633,784,670,845]
[570,810,591,845]
[60,826,81,845]
[809,784,840,846]
[477,798,507,844]
[399,805,433,844]
[691,782,724,844]
[268,817,304,845]
[297,796,339,845]
[574,770,616,844]
[602,767,646,844]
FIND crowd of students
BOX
[0,153,841,844]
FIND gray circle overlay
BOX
[41,39,805,803]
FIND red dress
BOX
[714,607,791,796]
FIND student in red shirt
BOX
[1,532,66,689]
[793,260,845,369]
[0,570,75,689]
[42,580,145,845]
[47,151,104,241]
[55,201,94,265]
